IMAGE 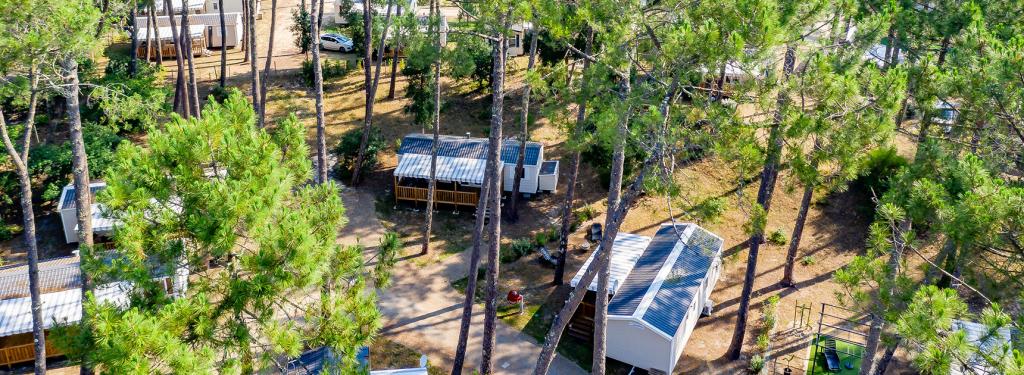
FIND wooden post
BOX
[393,175,398,205]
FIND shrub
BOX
[0,224,20,242]
[766,229,788,246]
[501,238,534,263]
[333,127,387,179]
[800,255,816,266]
[574,205,598,223]
[533,231,550,247]
[748,354,765,374]
[852,147,909,198]
[374,231,402,288]
[687,196,727,224]
[85,57,170,133]
[300,58,352,87]
[28,123,124,202]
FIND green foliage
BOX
[501,238,534,263]
[574,206,598,223]
[766,229,788,246]
[333,127,387,179]
[0,223,19,242]
[25,123,123,202]
[800,255,816,266]
[82,57,170,133]
[851,147,908,201]
[533,231,551,247]
[401,29,440,126]
[749,354,765,373]
[685,196,728,224]
[71,91,379,372]
[375,232,402,288]
[301,58,353,86]
[448,34,493,90]
[291,7,312,54]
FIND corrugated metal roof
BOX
[398,134,542,166]
[570,233,652,295]
[60,183,107,211]
[607,227,679,317]
[607,224,724,337]
[393,153,488,185]
[0,282,129,338]
[642,226,722,336]
[0,257,81,299]
[951,320,1015,375]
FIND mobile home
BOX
[392,133,558,207]
[135,12,243,49]
[58,182,119,244]
[570,223,724,374]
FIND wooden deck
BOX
[395,186,478,207]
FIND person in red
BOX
[507,290,524,314]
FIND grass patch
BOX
[369,338,445,375]
[450,267,487,303]
[806,335,863,375]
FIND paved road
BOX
[339,187,586,375]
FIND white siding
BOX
[670,256,722,372]
[135,13,243,47]
[502,164,539,194]
[203,0,257,15]
[607,318,674,374]
[60,208,78,244]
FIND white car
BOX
[320,34,354,52]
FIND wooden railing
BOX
[395,186,478,207]
[0,341,62,367]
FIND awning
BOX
[394,153,487,185]
[135,25,207,42]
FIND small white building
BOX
[58,182,119,244]
[507,23,532,57]
[571,223,724,374]
[136,12,243,48]
[393,133,558,207]
[203,0,260,18]
[152,0,205,15]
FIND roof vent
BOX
[465,132,471,138]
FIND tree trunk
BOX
[181,0,201,118]
[593,58,635,375]
[480,25,510,374]
[145,6,154,62]
[151,6,163,65]
[862,220,909,374]
[534,80,678,375]
[218,0,227,86]
[727,45,796,361]
[873,341,899,375]
[241,0,249,62]
[350,0,395,185]
[311,0,328,183]
[421,0,441,255]
[553,28,593,285]
[506,27,539,223]
[781,174,815,286]
[129,3,139,76]
[258,0,279,127]
[164,0,190,117]
[94,0,111,38]
[60,57,95,375]
[451,172,494,375]
[0,83,46,375]
[386,5,402,100]
[246,0,261,113]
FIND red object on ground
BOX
[506,290,523,303]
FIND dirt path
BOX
[340,187,585,374]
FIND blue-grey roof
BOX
[60,184,106,210]
[398,134,542,166]
[540,160,558,175]
[608,224,724,337]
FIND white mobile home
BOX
[392,133,558,207]
[152,0,205,15]
[136,12,243,48]
[951,320,1016,375]
[567,232,652,339]
[507,23,532,56]
[573,223,724,374]
[203,0,260,17]
[58,182,119,244]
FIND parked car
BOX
[320,33,354,52]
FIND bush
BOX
[748,354,765,374]
[766,229,787,246]
[574,206,598,223]
[534,231,550,247]
[333,127,387,179]
[28,123,124,202]
[374,231,402,288]
[853,147,908,198]
[300,59,352,87]
[501,238,534,263]
[0,224,20,242]
[687,196,727,224]
[800,255,816,266]
[84,57,170,133]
